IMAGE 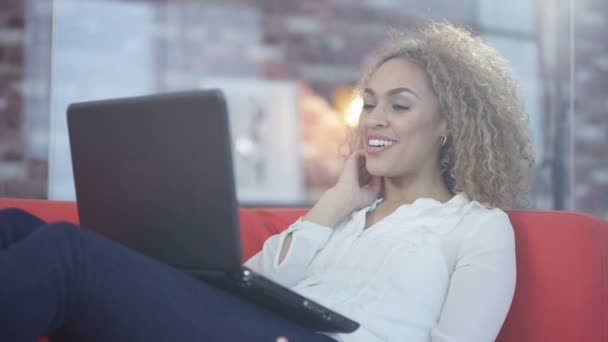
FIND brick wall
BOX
[0,0,605,216]
[572,0,608,218]
[0,0,51,199]
[0,0,28,196]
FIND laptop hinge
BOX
[182,268,227,280]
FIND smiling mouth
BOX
[366,139,397,154]
[368,139,396,148]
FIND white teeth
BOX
[368,139,396,147]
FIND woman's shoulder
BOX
[458,202,514,248]
[417,193,509,236]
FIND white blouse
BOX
[245,193,516,342]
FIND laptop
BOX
[66,89,359,333]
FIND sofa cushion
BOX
[1,198,606,342]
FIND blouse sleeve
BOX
[244,217,334,287]
[431,210,517,342]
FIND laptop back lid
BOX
[67,89,242,273]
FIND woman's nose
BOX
[363,106,388,128]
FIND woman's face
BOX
[359,58,447,178]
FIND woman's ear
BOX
[438,119,449,137]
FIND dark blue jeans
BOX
[0,208,335,342]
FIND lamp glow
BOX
[344,96,362,127]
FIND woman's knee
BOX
[35,222,88,272]
[0,208,47,247]
[41,221,83,242]
[0,207,43,224]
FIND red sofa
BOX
[1,197,607,342]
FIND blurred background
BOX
[0,0,606,218]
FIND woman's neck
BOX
[381,171,452,208]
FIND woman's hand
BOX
[279,151,382,263]
[334,150,382,211]
[302,151,382,228]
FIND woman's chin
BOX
[365,164,388,177]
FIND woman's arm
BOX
[244,187,356,287]
[431,211,516,342]
[246,151,382,287]
[277,187,359,263]
[244,217,335,287]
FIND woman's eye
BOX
[362,104,376,110]
[393,105,410,111]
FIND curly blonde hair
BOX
[354,21,535,210]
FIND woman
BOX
[0,21,533,342]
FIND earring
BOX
[439,135,447,146]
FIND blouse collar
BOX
[367,192,470,213]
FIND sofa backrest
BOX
[498,210,607,342]
[0,198,79,224]
[1,198,606,341]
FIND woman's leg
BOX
[0,208,46,249]
[0,209,334,342]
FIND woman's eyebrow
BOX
[363,87,420,99]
